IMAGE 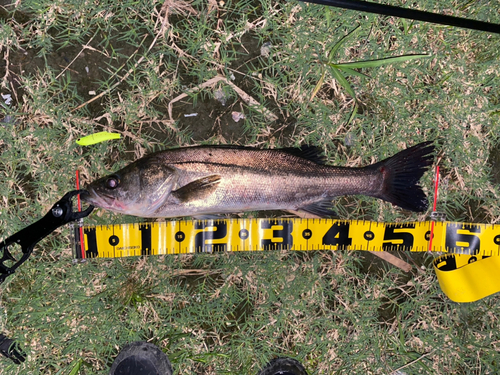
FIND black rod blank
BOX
[301,0,500,34]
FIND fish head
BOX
[82,156,177,217]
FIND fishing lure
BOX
[76,131,121,146]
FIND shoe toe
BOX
[109,341,173,375]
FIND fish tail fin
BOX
[366,141,435,212]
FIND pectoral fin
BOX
[172,175,221,202]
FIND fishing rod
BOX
[300,0,500,34]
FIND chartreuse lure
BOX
[76,132,121,146]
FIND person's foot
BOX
[257,357,308,375]
[109,341,173,375]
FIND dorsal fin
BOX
[281,145,327,165]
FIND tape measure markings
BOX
[75,219,500,259]
[73,218,500,302]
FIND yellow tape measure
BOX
[73,219,500,303]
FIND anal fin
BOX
[299,199,337,218]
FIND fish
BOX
[81,142,435,218]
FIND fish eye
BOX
[105,176,120,189]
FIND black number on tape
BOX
[175,231,185,242]
[261,219,293,250]
[322,222,352,249]
[435,254,490,272]
[109,235,120,246]
[302,229,312,240]
[494,235,500,245]
[84,227,98,258]
[364,231,375,241]
[383,224,415,251]
[435,254,457,271]
[445,223,481,255]
[239,229,249,240]
[194,220,228,253]
[139,224,152,256]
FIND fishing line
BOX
[300,0,500,34]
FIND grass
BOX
[1,0,500,373]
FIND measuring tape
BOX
[72,218,500,303]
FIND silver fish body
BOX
[82,142,434,218]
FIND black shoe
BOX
[257,357,308,375]
[109,341,173,375]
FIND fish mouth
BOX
[81,187,127,212]
[78,190,91,201]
